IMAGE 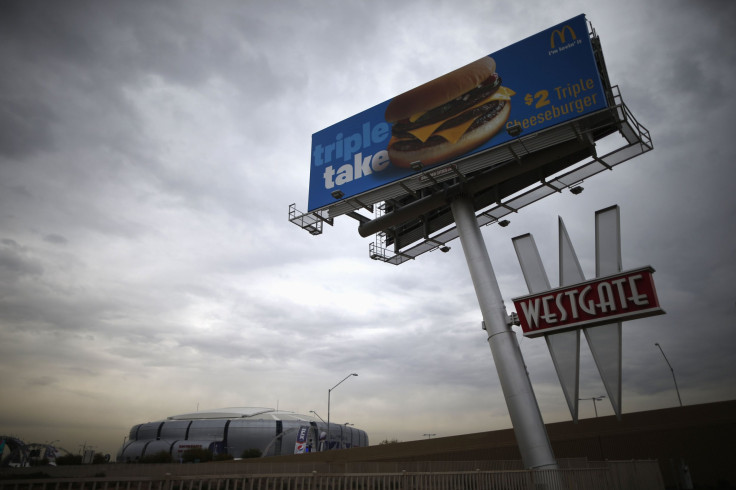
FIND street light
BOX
[327,373,358,451]
[655,343,683,407]
[310,410,326,423]
[579,396,606,417]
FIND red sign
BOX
[512,266,664,337]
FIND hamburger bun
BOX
[385,57,497,123]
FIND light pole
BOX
[579,396,606,417]
[655,343,683,407]
[327,373,358,451]
[310,410,326,423]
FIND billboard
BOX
[308,14,607,212]
[512,267,664,337]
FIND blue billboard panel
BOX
[308,14,606,212]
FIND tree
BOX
[92,453,109,464]
[240,448,262,459]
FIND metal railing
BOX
[0,460,664,490]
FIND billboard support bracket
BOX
[399,182,418,199]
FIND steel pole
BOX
[450,195,557,470]
[327,389,331,451]
[326,373,357,451]
[655,343,683,407]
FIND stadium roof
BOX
[165,407,317,421]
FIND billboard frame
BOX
[365,86,651,264]
[291,19,652,263]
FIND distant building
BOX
[117,407,368,462]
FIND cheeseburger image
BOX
[385,56,514,168]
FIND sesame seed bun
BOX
[385,57,497,123]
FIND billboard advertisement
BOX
[512,267,664,337]
[308,14,608,212]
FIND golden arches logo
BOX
[550,25,576,49]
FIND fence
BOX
[0,460,663,490]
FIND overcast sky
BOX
[2,0,735,457]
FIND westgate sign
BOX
[512,266,664,338]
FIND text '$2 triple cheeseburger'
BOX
[384,56,515,168]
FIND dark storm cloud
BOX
[0,238,44,277]
[0,0,288,224]
[0,97,57,158]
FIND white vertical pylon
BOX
[586,205,623,419]
[556,218,586,421]
[512,226,582,422]
[513,208,626,422]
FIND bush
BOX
[55,454,83,465]
[140,451,173,464]
[92,453,109,464]
[240,448,262,459]
[181,448,212,463]
[53,453,110,465]
[213,453,233,461]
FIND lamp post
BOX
[579,396,606,417]
[310,410,326,423]
[655,343,683,407]
[327,373,358,451]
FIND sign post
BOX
[451,195,557,470]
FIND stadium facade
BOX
[117,407,368,462]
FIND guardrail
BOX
[0,460,664,490]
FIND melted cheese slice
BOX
[406,120,446,143]
[489,86,515,101]
[409,112,425,123]
[405,86,515,143]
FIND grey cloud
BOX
[0,238,44,277]
[0,97,57,158]
[25,375,59,387]
[44,234,68,245]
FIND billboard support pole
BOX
[450,195,557,470]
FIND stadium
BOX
[117,407,369,462]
